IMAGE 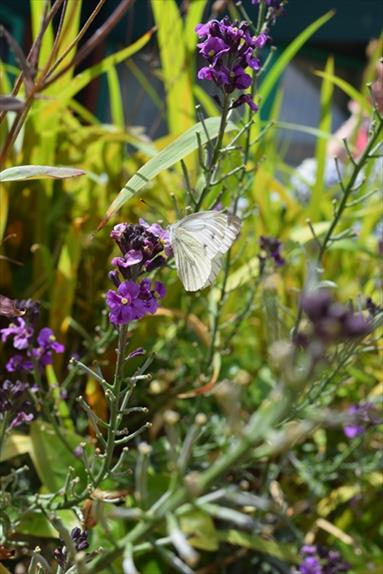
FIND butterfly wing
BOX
[170,211,241,291]
[177,211,241,258]
[171,226,212,292]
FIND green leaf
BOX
[50,222,83,337]
[107,66,125,130]
[179,510,219,551]
[314,70,370,115]
[309,55,334,219]
[151,0,194,134]
[289,221,330,243]
[16,509,78,538]
[0,433,32,462]
[218,530,299,563]
[259,11,335,103]
[0,165,85,182]
[99,117,237,228]
[47,29,154,104]
[29,421,86,492]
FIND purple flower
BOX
[6,354,33,373]
[300,292,371,343]
[54,528,89,568]
[195,17,265,112]
[71,527,89,551]
[0,379,33,430]
[259,235,285,267]
[9,411,34,429]
[298,544,351,574]
[106,279,166,325]
[233,94,259,112]
[110,220,170,281]
[344,402,380,439]
[31,328,65,367]
[0,317,33,350]
[299,556,322,574]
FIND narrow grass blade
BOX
[309,56,334,219]
[259,11,335,104]
[151,0,195,135]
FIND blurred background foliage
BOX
[0,1,382,573]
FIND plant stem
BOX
[318,115,383,262]
[195,94,230,211]
[81,386,290,573]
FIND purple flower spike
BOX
[195,16,268,112]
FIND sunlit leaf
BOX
[99,117,237,228]
[0,165,85,182]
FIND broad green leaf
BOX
[309,56,334,220]
[0,564,12,574]
[259,11,334,103]
[314,71,370,115]
[219,530,299,563]
[180,510,219,551]
[0,433,32,462]
[99,117,237,228]
[0,165,85,182]
[29,421,86,492]
[16,509,78,538]
[184,0,207,53]
[152,0,194,135]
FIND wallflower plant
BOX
[0,1,382,574]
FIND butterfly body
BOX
[169,210,241,292]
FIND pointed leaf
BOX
[99,117,237,228]
[0,165,85,182]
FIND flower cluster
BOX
[298,545,350,574]
[53,528,89,568]
[0,379,34,429]
[343,402,381,439]
[106,279,165,325]
[300,291,371,345]
[1,318,64,373]
[196,17,269,111]
[0,300,64,429]
[106,220,168,326]
[259,235,285,269]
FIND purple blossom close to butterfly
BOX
[110,220,170,281]
[106,279,166,325]
[195,17,268,111]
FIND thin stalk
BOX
[318,115,383,262]
[195,94,230,210]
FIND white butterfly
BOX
[169,210,241,292]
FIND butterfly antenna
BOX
[139,198,170,224]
